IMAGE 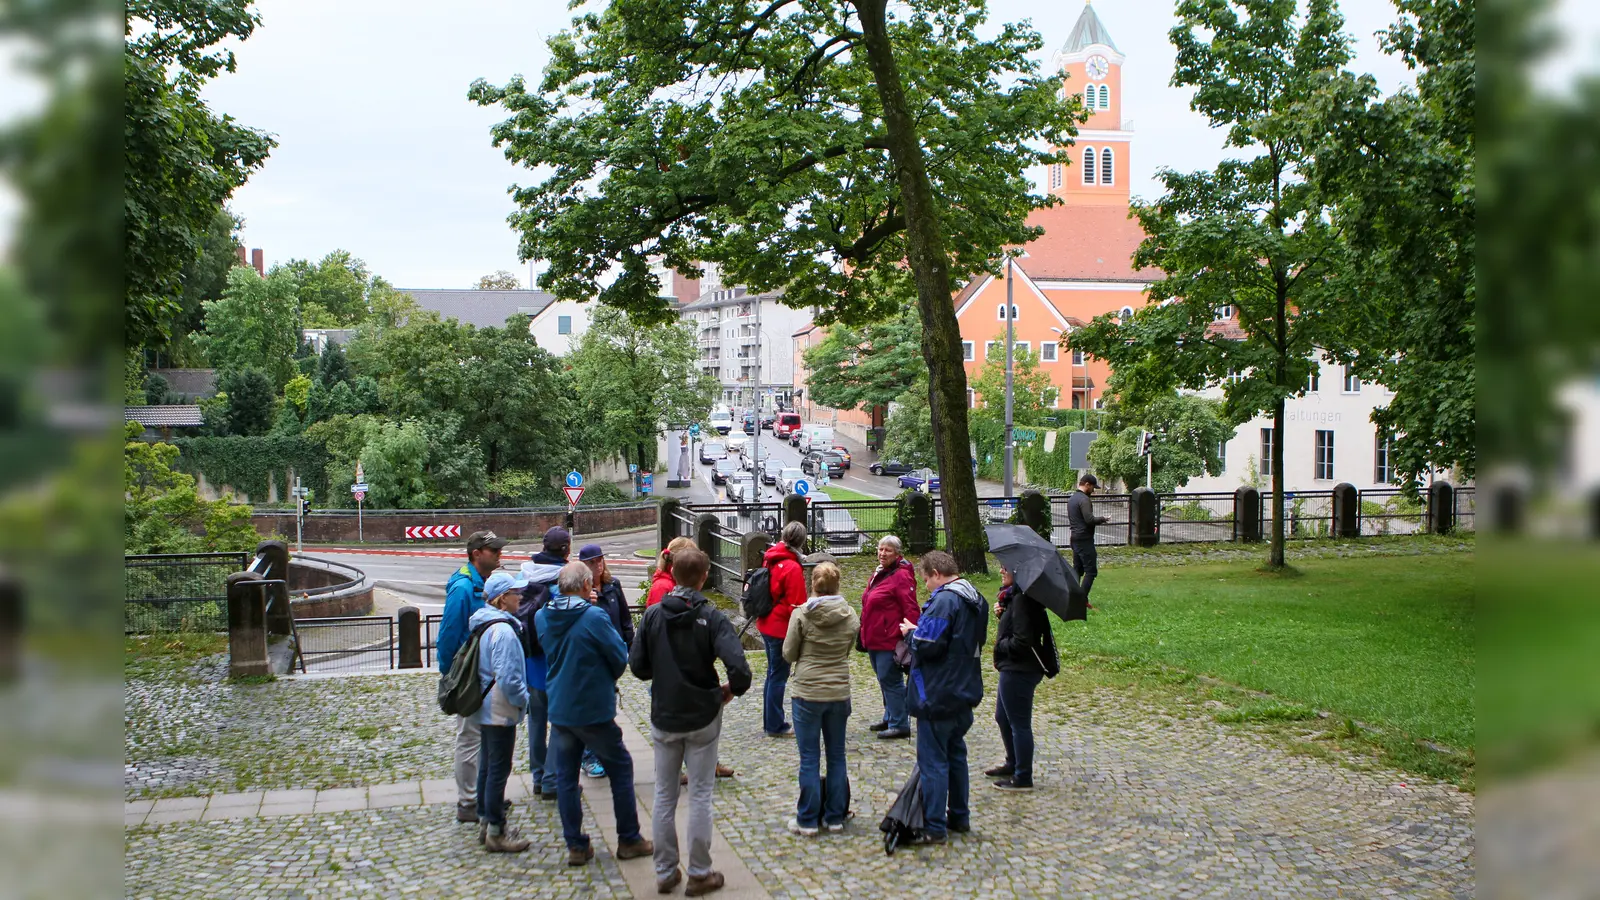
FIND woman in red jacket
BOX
[756,521,808,736]
[647,537,697,607]
[858,534,920,739]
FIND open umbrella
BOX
[984,523,1087,622]
[879,765,925,855]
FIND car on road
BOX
[898,468,939,492]
[741,447,771,472]
[779,467,806,494]
[775,412,802,439]
[709,408,734,434]
[712,458,738,485]
[725,432,748,454]
[761,458,784,485]
[985,498,1018,523]
[743,416,757,435]
[760,411,776,429]
[805,492,864,554]
[830,445,852,468]
[699,441,727,464]
[869,459,915,476]
[728,471,757,504]
[802,451,846,479]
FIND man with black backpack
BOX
[438,530,507,824]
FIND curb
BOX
[300,546,648,566]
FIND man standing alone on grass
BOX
[1068,473,1110,601]
[538,561,653,867]
[630,547,751,896]
[438,529,506,824]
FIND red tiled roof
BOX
[1014,203,1158,282]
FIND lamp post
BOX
[1003,256,1015,498]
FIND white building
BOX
[527,299,592,355]
[678,284,811,410]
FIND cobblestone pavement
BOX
[126,652,1473,898]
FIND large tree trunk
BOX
[1270,398,1285,567]
[856,0,985,573]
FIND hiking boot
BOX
[715,763,736,778]
[992,778,1034,792]
[456,804,479,823]
[616,838,654,860]
[911,831,947,846]
[685,871,725,897]
[567,844,595,866]
[786,817,818,837]
[868,720,889,732]
[658,868,683,894]
[877,727,911,740]
[485,828,531,853]
[478,821,487,845]
[984,764,1015,778]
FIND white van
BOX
[709,408,734,435]
[798,424,834,454]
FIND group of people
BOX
[435,470,1110,893]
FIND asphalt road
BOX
[686,427,907,504]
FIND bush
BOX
[584,480,632,504]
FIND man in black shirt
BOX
[1067,474,1110,598]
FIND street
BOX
[683,428,906,505]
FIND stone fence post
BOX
[1233,486,1262,543]
[226,571,270,679]
[397,606,422,669]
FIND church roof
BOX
[1062,2,1118,54]
[1016,203,1155,282]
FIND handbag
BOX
[892,635,914,672]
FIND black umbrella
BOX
[984,523,1087,622]
[879,765,926,855]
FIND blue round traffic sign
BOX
[689,423,701,436]
[793,479,811,497]
[566,470,584,488]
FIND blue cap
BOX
[577,543,605,562]
[483,571,527,603]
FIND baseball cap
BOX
[577,543,605,562]
[1078,473,1099,488]
[483,571,527,603]
[467,530,509,552]
[542,526,572,551]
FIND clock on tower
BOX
[1086,54,1109,80]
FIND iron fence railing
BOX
[1261,491,1336,540]
[124,552,249,634]
[423,614,443,669]
[1453,487,1476,532]
[1356,488,1427,536]
[1045,493,1130,548]
[806,500,899,556]
[295,616,396,673]
[706,519,745,587]
[1156,492,1237,544]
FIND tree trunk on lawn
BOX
[1270,398,1285,567]
[856,0,985,573]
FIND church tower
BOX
[1049,2,1131,207]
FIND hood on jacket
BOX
[662,585,709,622]
[539,592,595,641]
[468,605,519,631]
[520,559,564,586]
[800,594,853,627]
[937,578,984,610]
[763,542,800,568]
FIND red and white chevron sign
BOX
[404,524,461,540]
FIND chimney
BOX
[236,246,248,266]
[251,249,265,276]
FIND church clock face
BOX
[1086,55,1109,80]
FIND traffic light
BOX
[299,496,311,520]
[1138,431,1154,457]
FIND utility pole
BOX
[294,474,303,554]
[1003,256,1015,497]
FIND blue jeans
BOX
[995,670,1043,786]
[869,650,909,731]
[474,723,517,829]
[527,689,557,794]
[761,634,791,734]
[551,720,643,851]
[915,708,974,838]
[792,698,851,828]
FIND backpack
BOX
[737,566,775,633]
[437,619,499,716]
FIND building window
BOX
[1040,341,1058,362]
[1014,341,1030,357]
[997,303,1019,320]
[986,341,1001,359]
[1306,368,1320,393]
[1260,428,1275,476]
[1071,349,1085,365]
[1082,147,1096,184]
[1099,84,1111,109]
[558,315,572,335]
[1375,433,1395,484]
[1314,429,1335,480]
[1225,369,1244,385]
[1049,164,1062,189]
[1100,148,1114,184]
[1217,440,1227,472]
[1214,305,1233,321]
[1043,387,1060,408]
[1094,397,1105,410]
[962,340,974,362]
[1342,365,1360,393]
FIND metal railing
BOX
[424,614,443,669]
[706,519,745,586]
[1453,487,1476,532]
[295,615,396,673]
[806,499,898,556]
[1261,491,1336,540]
[124,552,249,634]
[1357,488,1427,536]
[1045,493,1131,547]
[1156,492,1237,544]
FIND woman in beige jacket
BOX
[782,562,860,836]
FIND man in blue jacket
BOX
[899,550,988,845]
[438,529,507,823]
[537,561,653,868]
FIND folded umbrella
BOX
[984,523,1087,622]
[879,765,925,855]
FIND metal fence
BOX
[124,552,248,634]
[806,499,900,556]
[423,614,443,669]
[1260,491,1336,540]
[295,616,396,673]
[1356,488,1427,536]
[705,518,745,587]
[1454,487,1476,532]
[1045,493,1131,547]
[1156,492,1237,544]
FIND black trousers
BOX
[1070,539,1098,596]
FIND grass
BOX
[812,484,878,503]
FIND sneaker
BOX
[616,838,654,860]
[478,821,487,845]
[715,763,736,778]
[539,788,559,801]
[868,721,889,732]
[824,821,846,834]
[949,820,971,834]
[533,782,542,796]
[983,764,1015,778]
[765,724,793,738]
[567,844,595,866]
[992,778,1034,792]
[911,831,947,846]
[658,868,683,894]
[583,759,607,778]
[485,828,531,853]
[786,817,819,837]
[456,804,478,823]
[877,727,911,740]
[685,871,725,897]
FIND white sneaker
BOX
[824,822,845,834]
[786,817,818,837]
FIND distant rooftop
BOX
[398,289,556,330]
[126,405,204,427]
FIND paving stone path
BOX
[125,656,1473,898]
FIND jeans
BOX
[869,650,910,731]
[551,720,643,851]
[527,689,557,794]
[915,708,974,838]
[792,697,851,828]
[995,670,1043,786]
[1071,539,1098,596]
[453,714,481,810]
[761,634,791,734]
[651,710,722,879]
[474,723,517,830]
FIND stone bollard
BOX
[397,606,422,669]
[1233,486,1262,543]
[1331,483,1359,538]
[1130,487,1158,547]
[657,498,681,556]
[1427,481,1457,535]
[740,531,771,575]
[1018,490,1050,541]
[0,572,20,683]
[694,513,721,590]
[903,490,935,553]
[226,571,271,679]
[254,540,293,637]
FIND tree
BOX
[272,251,371,325]
[567,306,718,476]
[218,367,275,437]
[163,204,243,362]
[1087,392,1232,492]
[124,421,257,554]
[882,378,937,468]
[469,0,1081,571]
[315,341,353,387]
[967,335,1054,426]
[199,266,302,386]
[1070,0,1353,568]
[1307,0,1474,484]
[125,0,275,351]
[803,305,923,413]
[364,277,419,329]
[477,270,523,290]
[359,420,436,509]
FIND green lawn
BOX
[813,484,878,503]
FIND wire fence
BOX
[706,519,745,588]
[805,499,899,556]
[124,552,248,634]
[1045,493,1131,547]
[1261,491,1336,540]
[1454,487,1476,532]
[1156,492,1237,544]
[295,616,396,673]
[1357,488,1428,536]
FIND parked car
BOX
[761,458,784,485]
[728,471,757,504]
[760,411,776,429]
[898,468,938,492]
[869,459,915,476]
[775,412,802,439]
[802,451,846,479]
[797,424,834,454]
[985,497,1018,523]
[830,445,852,468]
[712,458,738,485]
[743,417,757,435]
[779,467,806,494]
[742,447,771,472]
[805,492,864,554]
[699,441,727,464]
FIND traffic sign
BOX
[639,473,653,494]
[405,525,461,540]
[566,470,584,488]
[628,464,638,475]
[793,478,811,497]
[689,423,701,437]
[353,491,366,503]
[563,485,585,507]
[291,486,309,497]
[350,482,369,493]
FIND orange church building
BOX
[955,2,1155,413]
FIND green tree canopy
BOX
[1086,391,1233,493]
[272,251,371,326]
[218,367,276,437]
[802,305,923,413]
[124,421,257,554]
[967,334,1055,427]
[882,377,936,468]
[199,265,302,386]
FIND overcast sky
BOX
[195,0,1576,290]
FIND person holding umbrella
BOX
[986,565,1060,792]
